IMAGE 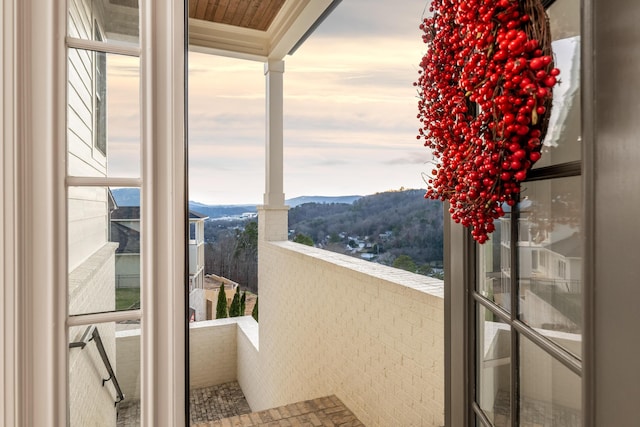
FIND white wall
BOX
[116,318,250,400]
[68,244,119,427]
[189,288,207,322]
[114,243,445,426]
[67,1,117,426]
[115,329,141,401]
[116,254,445,427]
[115,253,140,288]
[236,318,261,409]
[189,319,238,390]
[255,241,445,426]
[67,0,108,273]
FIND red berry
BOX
[529,151,541,162]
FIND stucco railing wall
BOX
[255,241,445,427]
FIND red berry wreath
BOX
[415,0,559,243]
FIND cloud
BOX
[383,152,432,166]
[307,0,430,40]
[185,1,432,204]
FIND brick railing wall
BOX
[255,241,445,426]
[115,242,445,426]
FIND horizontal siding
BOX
[68,0,92,40]
[67,0,110,272]
[68,187,108,271]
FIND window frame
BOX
[63,0,188,425]
[444,0,585,425]
[92,19,107,157]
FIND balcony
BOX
[108,241,445,426]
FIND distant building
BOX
[189,211,208,291]
[109,206,208,297]
[110,206,141,290]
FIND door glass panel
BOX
[478,214,511,311]
[534,0,581,169]
[518,176,582,357]
[519,336,581,427]
[67,49,140,178]
[68,186,141,315]
[476,304,511,427]
[68,321,141,426]
[68,0,139,46]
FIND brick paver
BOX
[196,395,364,427]
[116,382,363,427]
[116,381,252,426]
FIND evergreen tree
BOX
[251,297,258,322]
[393,254,417,273]
[240,291,246,316]
[229,291,241,317]
[216,284,228,319]
[293,233,314,246]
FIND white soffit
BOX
[188,0,335,62]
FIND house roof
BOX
[547,232,581,258]
[110,222,141,254]
[111,206,208,221]
[189,210,209,219]
[111,206,140,220]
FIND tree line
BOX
[202,189,445,292]
[288,189,444,267]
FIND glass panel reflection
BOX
[68,321,141,426]
[519,336,581,427]
[476,304,511,426]
[534,0,581,169]
[67,49,140,178]
[518,176,582,358]
[68,187,141,315]
[68,0,139,46]
[478,215,511,311]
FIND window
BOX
[66,1,143,425]
[558,259,567,279]
[471,0,582,425]
[94,21,106,156]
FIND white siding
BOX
[68,186,109,271]
[67,1,117,426]
[67,0,107,179]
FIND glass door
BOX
[471,0,583,425]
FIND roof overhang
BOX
[188,0,340,62]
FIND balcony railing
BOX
[114,243,446,426]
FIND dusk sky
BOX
[187,0,432,205]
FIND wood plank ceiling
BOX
[188,0,287,31]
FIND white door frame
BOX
[1,0,187,425]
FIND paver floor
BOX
[116,382,363,427]
[193,395,365,427]
[116,381,252,427]
[490,390,581,427]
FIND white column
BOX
[264,60,285,207]
[259,60,289,242]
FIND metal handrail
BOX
[69,325,125,406]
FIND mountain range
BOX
[110,188,362,219]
